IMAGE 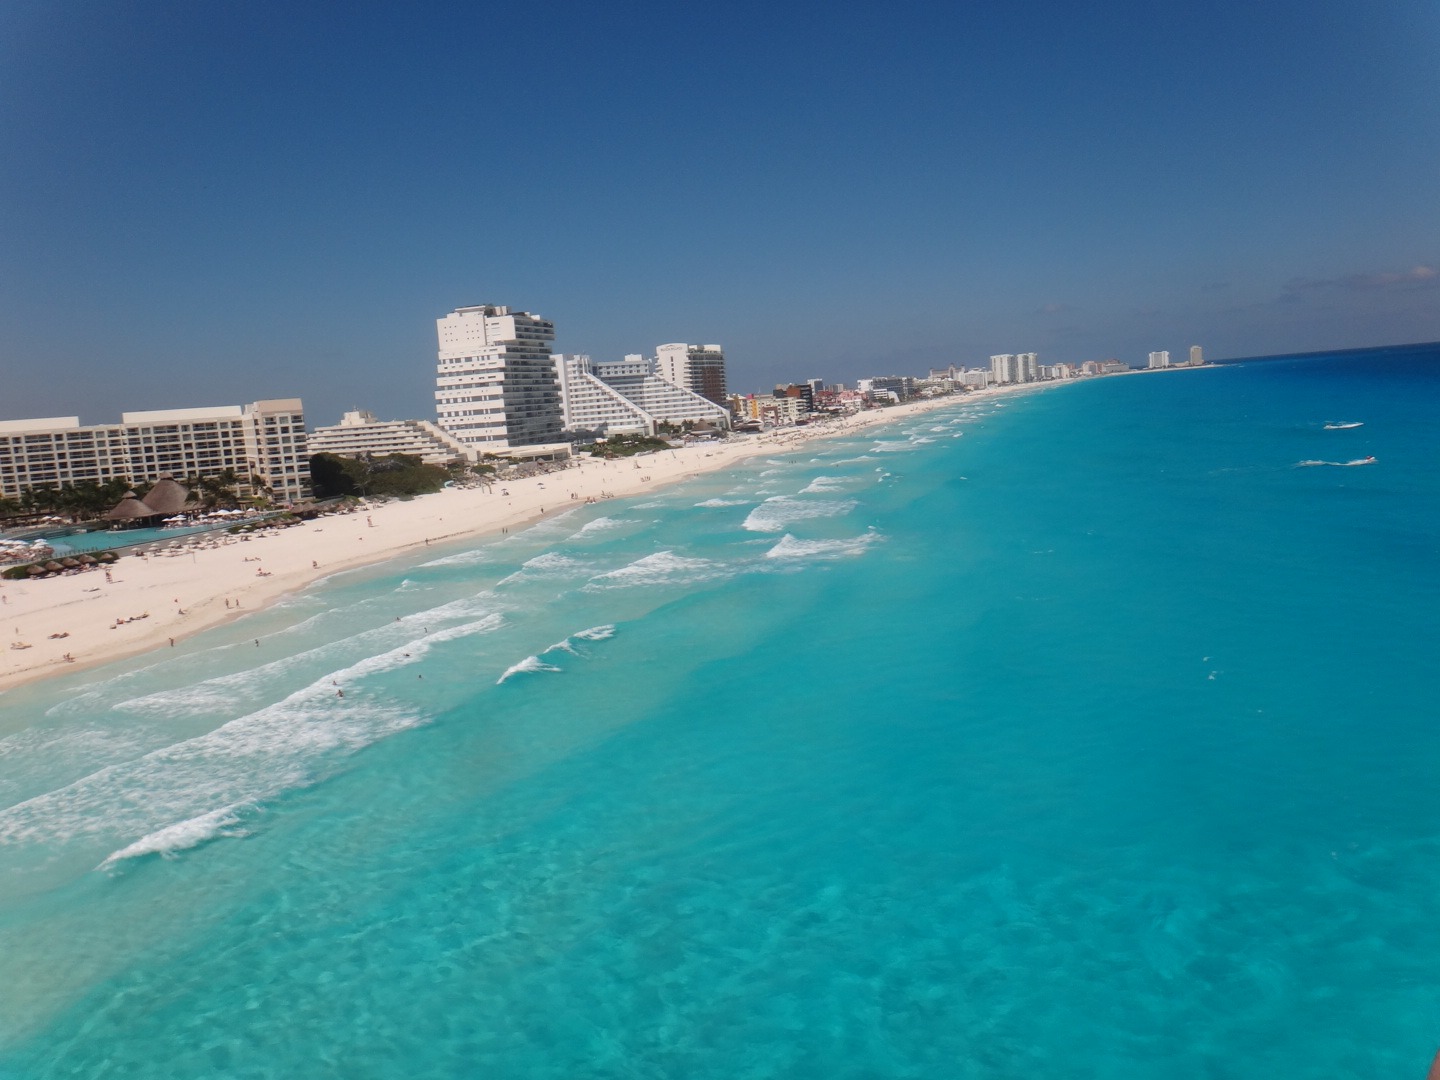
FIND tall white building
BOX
[0,399,310,502]
[1148,350,1171,369]
[655,343,727,406]
[1189,345,1204,366]
[1016,352,1039,382]
[435,305,564,450]
[554,355,730,437]
[989,354,1016,384]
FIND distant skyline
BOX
[3,0,1438,426]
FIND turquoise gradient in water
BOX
[1,346,1438,1078]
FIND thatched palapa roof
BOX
[106,493,153,521]
[104,476,190,521]
[141,476,189,516]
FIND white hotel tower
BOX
[435,305,564,450]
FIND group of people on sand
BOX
[111,612,150,629]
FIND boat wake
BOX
[1297,457,1377,467]
[1323,421,1364,430]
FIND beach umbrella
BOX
[44,561,63,572]
[26,565,44,576]
[78,554,97,564]
[61,557,80,568]
[97,552,117,562]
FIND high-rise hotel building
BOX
[0,399,311,502]
[435,305,564,450]
[655,343,727,406]
[990,353,1037,384]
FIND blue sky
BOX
[2,0,1437,424]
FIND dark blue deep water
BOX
[2,345,1437,1078]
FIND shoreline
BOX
[0,382,1058,694]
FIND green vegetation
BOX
[309,453,450,499]
[577,433,671,458]
[0,478,135,521]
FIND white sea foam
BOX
[695,498,750,508]
[496,655,563,684]
[419,547,493,568]
[800,476,848,494]
[496,551,591,586]
[543,622,617,658]
[569,516,628,539]
[573,624,616,641]
[764,532,882,560]
[831,455,876,465]
[583,551,723,590]
[742,496,858,532]
[114,599,504,718]
[0,686,427,858]
[870,440,917,453]
[97,804,251,870]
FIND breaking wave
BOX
[800,476,848,494]
[497,656,562,684]
[98,804,252,871]
[743,496,858,532]
[582,551,723,590]
[765,532,883,560]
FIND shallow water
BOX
[2,346,1438,1078]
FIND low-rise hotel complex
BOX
[308,411,475,465]
[554,354,730,437]
[0,399,311,502]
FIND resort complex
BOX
[0,399,311,503]
[1,303,1201,520]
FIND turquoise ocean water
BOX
[1,345,1437,1078]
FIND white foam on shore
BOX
[870,440,918,453]
[496,655,562,684]
[695,498,751,508]
[582,551,723,591]
[98,804,251,870]
[765,532,882,561]
[743,496,858,532]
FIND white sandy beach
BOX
[0,386,1051,691]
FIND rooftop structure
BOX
[0,399,310,502]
